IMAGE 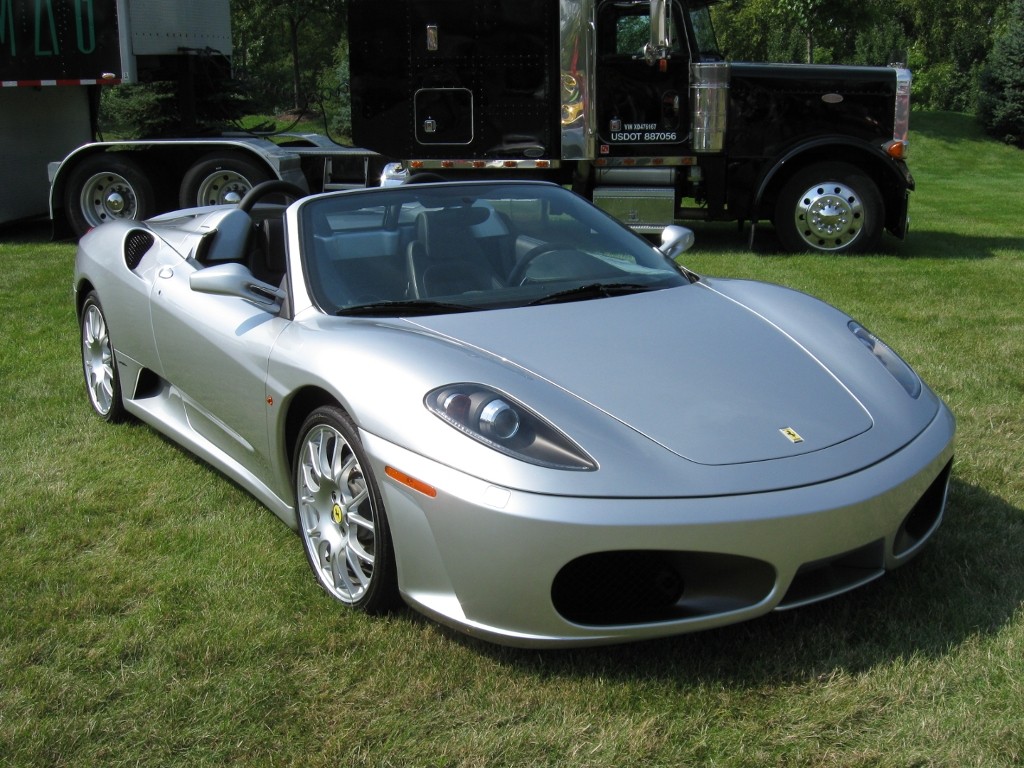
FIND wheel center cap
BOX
[106,192,126,213]
[331,503,345,525]
[815,200,845,219]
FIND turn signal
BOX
[385,466,437,498]
[885,140,908,160]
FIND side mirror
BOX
[658,225,695,259]
[190,262,283,309]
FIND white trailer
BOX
[1,0,376,235]
[0,86,91,224]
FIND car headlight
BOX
[849,321,922,398]
[426,384,596,471]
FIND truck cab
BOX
[350,0,914,253]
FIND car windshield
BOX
[297,182,689,315]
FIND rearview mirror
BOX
[190,262,283,309]
[658,225,695,259]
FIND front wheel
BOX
[774,162,883,253]
[294,406,398,613]
[79,291,127,423]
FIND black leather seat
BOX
[406,208,500,298]
[250,217,286,286]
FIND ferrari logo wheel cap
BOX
[331,503,344,524]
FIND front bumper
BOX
[364,404,955,648]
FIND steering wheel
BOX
[238,180,307,213]
[508,242,577,285]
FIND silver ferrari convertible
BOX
[75,180,955,647]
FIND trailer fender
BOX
[50,139,309,238]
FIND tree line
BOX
[710,0,1022,143]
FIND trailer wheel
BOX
[774,162,882,254]
[65,154,155,237]
[179,151,273,208]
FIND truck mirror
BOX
[645,0,673,64]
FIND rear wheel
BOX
[65,155,155,237]
[775,162,882,253]
[79,291,126,423]
[294,406,398,613]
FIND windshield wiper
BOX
[336,299,477,317]
[528,282,655,307]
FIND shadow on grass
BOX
[687,221,1012,261]
[465,478,1023,682]
[0,217,53,245]
[883,230,1017,260]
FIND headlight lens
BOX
[849,321,922,398]
[426,384,596,471]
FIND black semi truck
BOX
[349,0,914,253]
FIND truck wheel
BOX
[775,162,882,253]
[179,151,273,208]
[65,154,155,237]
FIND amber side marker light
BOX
[885,140,908,160]
[385,466,438,498]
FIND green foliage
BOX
[978,0,1024,146]
[853,16,912,67]
[98,82,179,139]
[712,0,808,62]
[98,78,254,139]
[231,0,347,114]
[317,38,352,141]
[711,0,1014,116]
[908,49,983,113]
[712,0,885,64]
[899,0,1006,112]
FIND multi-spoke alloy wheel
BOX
[295,406,397,612]
[80,291,126,422]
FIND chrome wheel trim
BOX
[78,171,140,228]
[298,424,377,604]
[195,169,254,206]
[792,180,865,252]
[81,303,115,415]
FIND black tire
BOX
[774,162,883,254]
[178,151,273,208]
[293,406,399,613]
[65,154,155,237]
[79,291,127,423]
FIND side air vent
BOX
[124,230,155,271]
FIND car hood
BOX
[406,284,872,466]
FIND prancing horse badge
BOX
[780,427,804,444]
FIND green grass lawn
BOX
[1,111,1022,767]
